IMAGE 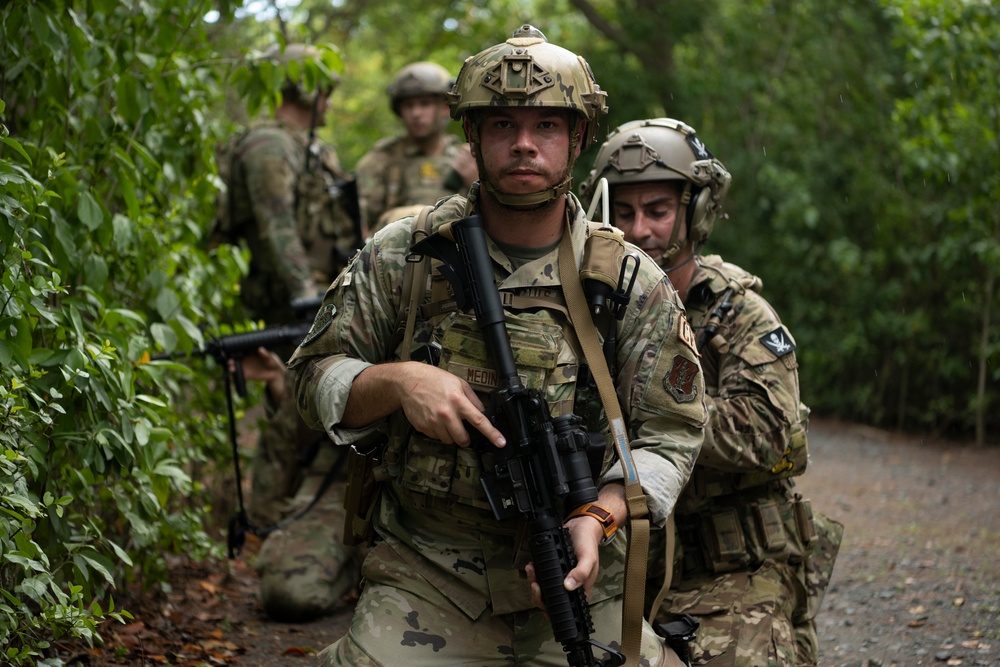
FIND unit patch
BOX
[664,354,700,404]
[759,326,795,358]
[300,303,336,347]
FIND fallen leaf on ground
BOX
[909,605,926,614]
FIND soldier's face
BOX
[399,95,448,139]
[475,107,577,197]
[613,181,688,261]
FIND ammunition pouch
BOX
[680,492,818,576]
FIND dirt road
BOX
[799,420,1000,666]
[62,418,1000,666]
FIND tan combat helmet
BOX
[262,43,341,106]
[580,118,732,263]
[449,24,608,208]
[387,61,453,115]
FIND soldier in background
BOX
[213,44,363,622]
[582,118,844,666]
[355,61,477,237]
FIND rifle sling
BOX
[557,223,649,667]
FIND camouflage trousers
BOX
[254,475,364,622]
[647,511,843,666]
[321,541,684,666]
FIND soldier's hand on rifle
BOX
[229,347,287,404]
[343,362,506,448]
[526,482,628,612]
[396,363,505,448]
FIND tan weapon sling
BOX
[557,226,650,667]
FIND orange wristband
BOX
[567,502,618,545]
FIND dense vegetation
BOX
[1,0,997,662]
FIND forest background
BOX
[1,0,997,664]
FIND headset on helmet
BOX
[581,118,731,251]
[448,25,608,209]
[262,43,341,106]
[387,62,453,115]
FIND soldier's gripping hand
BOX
[526,483,627,609]
[342,361,506,448]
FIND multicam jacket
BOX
[225,121,356,323]
[288,193,705,618]
[680,254,808,506]
[355,133,467,236]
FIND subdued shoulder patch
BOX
[759,326,795,358]
[300,303,336,347]
[664,354,700,404]
[677,314,699,356]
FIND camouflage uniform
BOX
[248,384,362,621]
[288,193,707,665]
[355,133,468,236]
[225,120,356,323]
[646,256,844,667]
[223,119,362,620]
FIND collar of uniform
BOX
[493,195,588,291]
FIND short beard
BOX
[482,162,575,212]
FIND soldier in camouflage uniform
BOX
[355,61,477,238]
[217,44,363,622]
[581,118,844,666]
[289,26,705,666]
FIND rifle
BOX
[147,295,324,556]
[149,295,322,395]
[412,216,625,667]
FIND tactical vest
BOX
[366,134,465,234]
[382,204,612,528]
[213,122,357,322]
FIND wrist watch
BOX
[567,502,619,545]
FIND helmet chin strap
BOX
[657,182,695,272]
[481,176,572,209]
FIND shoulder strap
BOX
[557,226,649,667]
[388,205,436,360]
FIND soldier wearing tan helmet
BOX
[355,61,477,237]
[212,43,364,624]
[582,118,844,666]
[289,26,703,667]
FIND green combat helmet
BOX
[387,61,453,115]
[262,43,340,106]
[580,117,732,264]
[449,24,608,208]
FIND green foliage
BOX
[0,0,288,661]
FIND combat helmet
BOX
[387,62,453,115]
[262,43,341,106]
[449,24,608,208]
[580,118,731,263]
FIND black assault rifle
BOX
[148,295,324,556]
[412,216,625,667]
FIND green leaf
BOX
[0,136,32,164]
[76,191,104,231]
[149,322,177,353]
